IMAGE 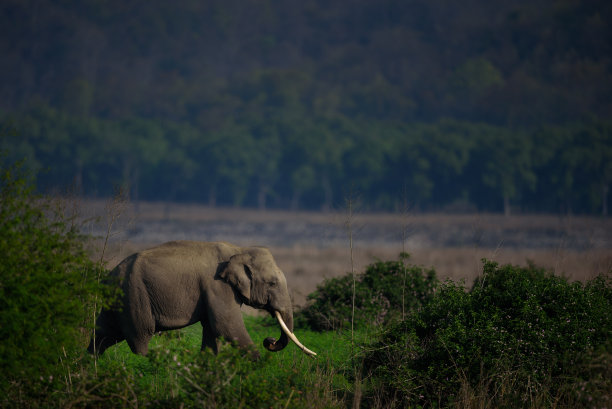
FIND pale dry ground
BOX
[269,246,612,307]
[80,200,612,308]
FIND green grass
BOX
[95,313,355,371]
[87,314,356,408]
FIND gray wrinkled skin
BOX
[88,241,293,356]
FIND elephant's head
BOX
[220,247,316,357]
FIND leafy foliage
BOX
[362,261,612,408]
[297,254,438,331]
[0,158,107,398]
[146,342,336,409]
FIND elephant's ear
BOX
[220,253,252,302]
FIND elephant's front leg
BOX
[202,303,256,355]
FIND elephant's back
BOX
[140,240,240,261]
[108,241,241,286]
[124,241,239,279]
[124,241,231,305]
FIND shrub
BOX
[297,253,438,331]
[362,260,612,408]
[0,159,107,402]
[146,341,340,409]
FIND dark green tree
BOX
[205,121,255,207]
[477,127,536,215]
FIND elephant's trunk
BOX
[263,308,292,352]
[264,310,317,357]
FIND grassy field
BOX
[86,315,357,408]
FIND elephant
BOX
[87,241,315,358]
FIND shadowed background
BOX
[1,0,611,216]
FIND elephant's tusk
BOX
[274,310,317,357]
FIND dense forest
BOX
[1,0,611,214]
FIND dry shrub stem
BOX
[346,197,356,345]
[92,187,129,370]
[401,187,410,321]
[345,195,363,409]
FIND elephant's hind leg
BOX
[201,323,220,354]
[89,310,125,355]
[88,334,123,355]
[121,309,155,355]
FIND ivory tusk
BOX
[275,310,317,357]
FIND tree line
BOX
[2,104,610,215]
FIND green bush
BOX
[0,159,107,401]
[297,253,438,331]
[145,340,339,409]
[362,260,612,408]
